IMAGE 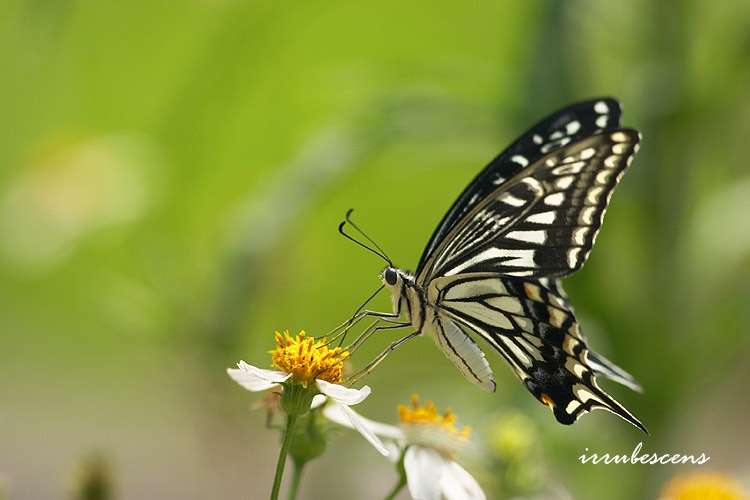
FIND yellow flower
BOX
[660,472,747,500]
[397,395,472,457]
[270,330,349,385]
[398,395,472,438]
[228,330,379,434]
[322,394,486,499]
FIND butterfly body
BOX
[355,98,646,431]
[383,267,498,391]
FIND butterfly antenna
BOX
[338,221,392,266]
[344,209,393,265]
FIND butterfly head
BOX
[382,267,400,286]
[380,266,414,290]
[381,266,415,293]
[381,266,415,318]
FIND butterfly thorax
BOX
[381,267,429,332]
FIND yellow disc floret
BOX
[398,395,472,455]
[270,330,349,386]
[660,472,746,500]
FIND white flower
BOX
[321,395,486,500]
[227,360,390,456]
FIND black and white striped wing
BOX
[417,130,640,282]
[428,273,646,431]
[417,98,623,272]
[519,277,641,392]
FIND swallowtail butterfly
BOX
[341,98,645,432]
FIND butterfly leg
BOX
[335,310,402,347]
[324,310,396,340]
[325,310,401,347]
[347,331,420,384]
[344,320,410,353]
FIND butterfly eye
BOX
[384,268,398,286]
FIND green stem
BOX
[286,460,304,500]
[382,474,406,500]
[270,414,298,500]
[383,448,407,500]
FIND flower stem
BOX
[383,474,406,500]
[383,448,407,500]
[270,414,298,500]
[286,460,304,500]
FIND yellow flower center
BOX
[661,472,747,500]
[270,330,349,386]
[398,394,471,441]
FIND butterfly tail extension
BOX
[587,350,643,393]
[524,363,648,434]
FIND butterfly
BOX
[339,98,646,432]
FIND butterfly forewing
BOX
[418,130,640,281]
[417,98,623,272]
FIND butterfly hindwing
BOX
[427,273,645,431]
[418,130,640,281]
[417,98,623,272]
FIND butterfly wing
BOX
[427,273,646,431]
[417,129,640,281]
[536,278,642,392]
[417,98,623,272]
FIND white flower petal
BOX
[440,461,486,500]
[405,446,448,500]
[316,379,371,405]
[335,403,391,457]
[311,394,327,409]
[322,402,405,441]
[239,361,291,383]
[226,361,289,392]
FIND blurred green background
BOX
[2,1,750,499]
